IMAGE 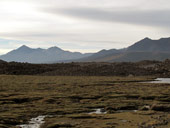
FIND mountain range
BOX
[79,37,170,62]
[0,45,92,63]
[1,37,170,63]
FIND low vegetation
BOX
[0,75,170,128]
[1,60,170,77]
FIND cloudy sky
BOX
[0,0,170,54]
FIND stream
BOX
[89,108,107,114]
[144,78,170,84]
[18,116,46,128]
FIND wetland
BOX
[1,75,170,128]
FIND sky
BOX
[0,0,170,54]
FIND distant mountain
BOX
[127,37,170,52]
[78,37,170,62]
[77,48,125,62]
[1,37,170,63]
[0,45,93,63]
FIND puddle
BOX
[17,115,46,128]
[117,110,138,113]
[143,78,170,84]
[89,108,107,114]
[121,120,128,123]
[88,109,138,115]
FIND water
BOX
[144,78,170,84]
[121,120,128,123]
[89,108,107,114]
[88,108,138,115]
[18,116,46,128]
[117,110,138,113]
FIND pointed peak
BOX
[19,45,30,49]
[16,45,33,53]
[143,37,151,41]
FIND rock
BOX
[47,123,73,128]
[140,105,151,111]
[151,104,170,112]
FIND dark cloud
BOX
[1,0,170,54]
[0,32,76,38]
[44,7,170,28]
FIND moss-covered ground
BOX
[0,75,170,128]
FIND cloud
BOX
[0,36,123,54]
[44,7,170,28]
[0,0,170,54]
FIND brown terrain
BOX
[0,59,170,77]
[0,60,170,128]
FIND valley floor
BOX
[0,75,170,128]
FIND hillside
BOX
[1,37,170,63]
[127,37,170,52]
[0,45,93,63]
[79,37,170,62]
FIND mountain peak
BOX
[14,45,34,54]
[0,45,92,63]
[18,45,31,50]
[48,46,63,51]
[143,37,152,41]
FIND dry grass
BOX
[0,75,170,128]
